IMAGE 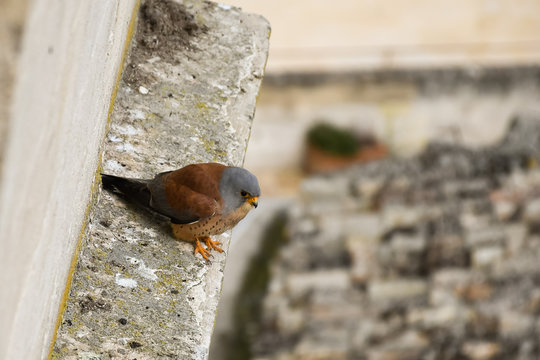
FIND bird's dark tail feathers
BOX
[101,174,151,209]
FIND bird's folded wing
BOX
[147,171,220,224]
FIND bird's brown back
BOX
[148,163,228,224]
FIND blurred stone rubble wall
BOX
[252,113,540,360]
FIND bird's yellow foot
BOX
[194,238,211,261]
[203,237,224,253]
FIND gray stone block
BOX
[465,227,506,248]
[472,245,505,268]
[407,304,473,334]
[524,197,540,222]
[368,279,428,305]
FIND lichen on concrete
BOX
[52,0,269,358]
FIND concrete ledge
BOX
[51,0,269,359]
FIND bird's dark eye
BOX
[240,191,248,197]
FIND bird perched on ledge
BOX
[101,163,260,261]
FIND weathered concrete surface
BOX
[0,1,138,359]
[52,1,269,359]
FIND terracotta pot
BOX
[303,143,388,174]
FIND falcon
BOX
[101,163,260,261]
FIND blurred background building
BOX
[211,1,540,359]
[237,0,540,194]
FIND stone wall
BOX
[251,113,540,360]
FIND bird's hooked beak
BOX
[248,196,258,208]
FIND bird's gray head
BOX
[219,167,260,214]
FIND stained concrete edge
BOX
[0,1,139,359]
[51,1,270,359]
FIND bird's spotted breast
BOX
[171,201,253,241]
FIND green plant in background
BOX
[307,122,359,156]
